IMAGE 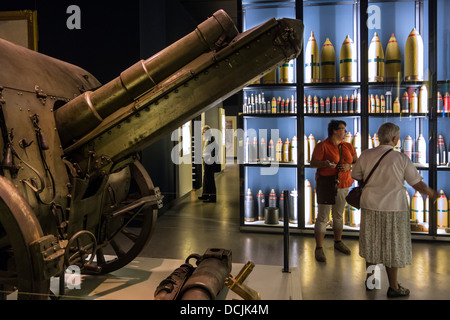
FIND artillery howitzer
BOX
[0,10,303,299]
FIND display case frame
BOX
[239,1,300,232]
[238,0,449,240]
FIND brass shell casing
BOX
[368,32,384,82]
[437,190,448,229]
[320,38,336,83]
[393,97,400,113]
[411,191,424,222]
[262,69,277,84]
[283,138,290,162]
[280,60,295,83]
[405,28,424,81]
[305,31,320,83]
[340,35,357,82]
[385,33,402,82]
[419,84,428,113]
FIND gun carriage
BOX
[0,10,303,299]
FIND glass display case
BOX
[366,0,431,237]
[238,0,449,240]
[240,1,298,230]
[302,0,362,232]
[435,0,450,238]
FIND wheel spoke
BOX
[68,252,82,264]
[93,161,157,274]
[121,228,139,242]
[110,239,125,257]
[95,248,106,265]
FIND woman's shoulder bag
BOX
[316,144,342,205]
[345,148,393,209]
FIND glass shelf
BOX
[304,113,360,117]
[242,114,297,117]
[244,162,297,167]
[304,82,361,89]
[238,0,449,239]
[245,84,297,89]
[368,113,428,118]
[368,81,428,89]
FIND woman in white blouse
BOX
[351,122,438,298]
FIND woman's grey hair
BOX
[377,122,400,144]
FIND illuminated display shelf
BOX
[238,0,450,240]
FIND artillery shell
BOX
[305,31,320,83]
[385,33,402,82]
[368,32,385,82]
[405,28,424,81]
[340,35,357,82]
[320,38,336,83]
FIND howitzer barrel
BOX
[55,10,238,146]
[65,15,304,176]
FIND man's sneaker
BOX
[334,241,351,255]
[387,284,410,298]
[315,247,326,262]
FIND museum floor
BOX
[141,163,450,300]
[66,163,450,300]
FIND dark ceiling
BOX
[179,0,238,25]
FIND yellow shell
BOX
[411,191,424,222]
[320,38,336,83]
[437,190,448,228]
[385,33,402,81]
[340,35,357,82]
[405,28,424,81]
[262,69,277,84]
[280,60,294,83]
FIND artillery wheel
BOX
[94,160,158,274]
[0,176,50,300]
[65,230,97,268]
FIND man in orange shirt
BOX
[310,120,358,262]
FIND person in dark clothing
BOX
[198,125,218,202]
